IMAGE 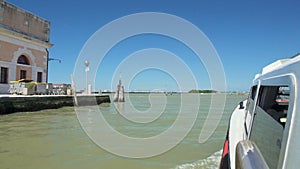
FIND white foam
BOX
[172,150,222,169]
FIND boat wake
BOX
[172,150,221,169]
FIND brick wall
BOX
[0,1,50,42]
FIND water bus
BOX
[220,53,300,169]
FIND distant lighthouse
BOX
[113,75,125,102]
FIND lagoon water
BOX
[0,93,246,169]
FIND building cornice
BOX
[0,27,53,49]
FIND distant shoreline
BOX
[100,91,248,94]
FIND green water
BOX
[0,94,246,169]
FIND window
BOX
[250,85,289,169]
[258,86,289,126]
[250,85,257,100]
[246,85,257,114]
[20,70,27,79]
[17,55,30,65]
[37,72,42,82]
[244,85,258,136]
[0,67,8,84]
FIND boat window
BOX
[258,86,289,126]
[251,85,257,100]
[244,85,258,137]
[245,85,257,114]
[250,85,289,169]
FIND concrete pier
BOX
[0,94,110,115]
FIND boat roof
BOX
[254,53,300,81]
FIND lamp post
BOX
[84,60,89,94]
[46,51,61,83]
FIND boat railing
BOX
[235,140,269,169]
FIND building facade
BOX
[0,1,52,93]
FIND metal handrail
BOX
[236,140,269,169]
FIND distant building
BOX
[0,1,53,93]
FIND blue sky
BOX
[7,0,300,92]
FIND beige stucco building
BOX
[0,1,52,93]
